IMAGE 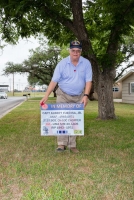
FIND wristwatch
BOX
[84,94,89,97]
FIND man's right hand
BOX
[40,96,48,106]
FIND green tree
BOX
[3,44,61,95]
[0,0,134,119]
[115,34,134,81]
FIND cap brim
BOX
[70,45,82,49]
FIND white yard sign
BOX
[41,103,84,136]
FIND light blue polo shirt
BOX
[52,56,92,95]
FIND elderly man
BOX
[40,40,92,153]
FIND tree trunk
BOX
[53,90,57,97]
[53,83,58,97]
[70,0,116,119]
[97,71,116,120]
[88,81,95,101]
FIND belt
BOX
[69,94,81,97]
[59,88,82,97]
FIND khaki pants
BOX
[56,87,84,148]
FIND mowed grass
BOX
[0,99,134,200]
[7,92,53,98]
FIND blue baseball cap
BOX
[70,40,82,49]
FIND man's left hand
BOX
[81,96,89,107]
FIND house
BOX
[113,82,122,99]
[93,69,134,102]
[93,82,122,100]
[116,69,134,104]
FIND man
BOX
[40,40,92,153]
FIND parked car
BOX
[0,91,8,99]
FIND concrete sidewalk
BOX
[113,99,122,102]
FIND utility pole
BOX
[9,78,11,92]
[13,73,14,96]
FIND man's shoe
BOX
[70,147,79,153]
[57,145,66,152]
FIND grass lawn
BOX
[0,98,134,200]
[7,92,53,98]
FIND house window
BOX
[113,87,119,92]
[130,82,134,93]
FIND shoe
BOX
[70,147,79,153]
[57,145,66,152]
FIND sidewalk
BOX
[113,99,122,102]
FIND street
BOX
[0,96,26,118]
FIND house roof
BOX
[117,69,134,82]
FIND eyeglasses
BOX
[71,49,81,54]
[71,41,80,45]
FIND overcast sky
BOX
[0,37,39,90]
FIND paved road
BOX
[0,96,26,118]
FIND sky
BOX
[0,37,39,91]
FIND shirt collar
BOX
[68,56,83,64]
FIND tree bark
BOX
[97,71,116,120]
[53,83,58,97]
[88,81,95,101]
